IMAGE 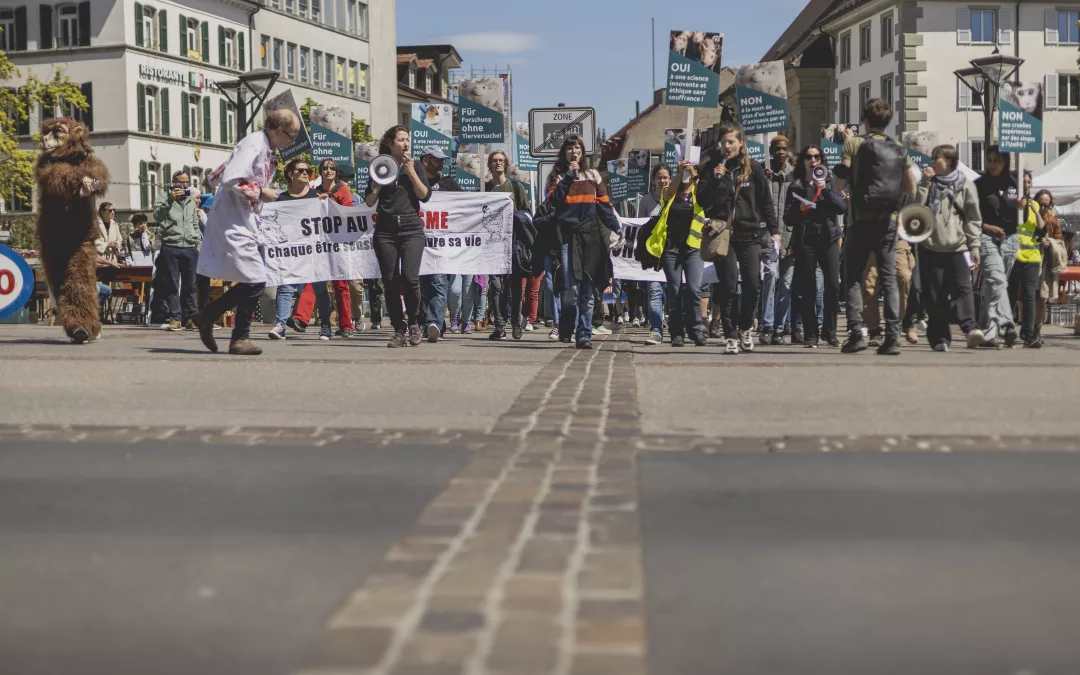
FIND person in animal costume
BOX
[34,117,110,343]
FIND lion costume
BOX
[35,117,109,343]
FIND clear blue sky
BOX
[397,0,811,137]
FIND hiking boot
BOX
[841,333,868,354]
[876,336,901,355]
[228,339,262,356]
[286,317,307,333]
[184,319,196,331]
[192,314,218,353]
[388,330,407,348]
[693,331,708,347]
[167,319,183,332]
[868,332,883,347]
[512,322,524,340]
[408,325,423,346]
[671,335,685,347]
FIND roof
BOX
[417,58,435,70]
[761,0,841,63]
[397,85,456,106]
[817,0,880,28]
[397,44,464,70]
[397,53,418,66]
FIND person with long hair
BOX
[1035,188,1065,344]
[699,122,779,354]
[364,124,431,348]
[784,144,846,348]
[975,146,1019,348]
[545,135,621,349]
[635,163,672,345]
[485,150,531,340]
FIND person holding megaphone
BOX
[364,125,431,348]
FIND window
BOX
[57,4,79,47]
[147,162,161,207]
[223,29,235,68]
[1060,140,1078,156]
[359,63,368,98]
[300,47,310,83]
[270,0,280,8]
[345,0,355,32]
[324,53,333,88]
[141,6,156,49]
[1060,74,1080,108]
[273,38,283,74]
[313,50,322,86]
[859,82,872,111]
[839,89,851,123]
[312,0,321,22]
[285,0,295,12]
[188,95,200,139]
[881,74,894,108]
[881,13,894,54]
[225,105,235,144]
[286,43,296,79]
[299,0,309,18]
[0,9,18,51]
[348,60,357,95]
[970,140,984,173]
[959,77,985,110]
[145,86,158,132]
[186,18,199,55]
[425,71,432,94]
[970,9,996,44]
[408,68,416,89]
[839,31,851,71]
[859,21,872,63]
[1059,10,1080,44]
[336,56,345,91]
[356,2,367,36]
[261,35,270,68]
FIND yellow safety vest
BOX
[1016,204,1042,265]
[645,186,705,257]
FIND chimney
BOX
[654,88,664,106]
[635,100,640,117]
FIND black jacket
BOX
[784,177,847,247]
[975,173,1018,235]
[698,156,778,238]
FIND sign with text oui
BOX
[458,78,506,143]
[664,31,724,108]
[410,103,454,176]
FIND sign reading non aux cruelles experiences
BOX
[734,61,789,135]
[998,81,1043,154]
[458,78,506,143]
[664,31,723,108]
[626,150,650,196]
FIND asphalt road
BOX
[0,441,467,675]
[640,451,1080,675]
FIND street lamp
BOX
[954,50,1024,171]
[215,69,279,142]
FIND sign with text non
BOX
[734,60,789,135]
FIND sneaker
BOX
[693,331,708,347]
[632,318,642,328]
[286,318,307,333]
[1023,337,1043,349]
[545,320,554,327]
[449,317,460,334]
[770,332,785,346]
[524,322,535,332]
[268,323,287,340]
[876,336,901,356]
[354,318,367,332]
[408,325,423,346]
[615,314,624,325]
[426,323,441,343]
[388,330,407,348]
[489,329,507,341]
[671,335,685,347]
[593,325,612,335]
[512,323,523,340]
[825,335,841,348]
[645,331,662,345]
[333,328,348,337]
[740,331,754,352]
[725,338,739,354]
[159,322,172,330]
[621,311,630,324]
[981,338,1002,349]
[319,325,332,341]
[370,322,382,330]
[966,329,985,349]
[228,339,262,356]
[918,319,928,332]
[791,327,804,344]
[905,327,919,344]
[548,327,559,341]
[1004,326,1019,348]
[576,340,593,350]
[167,319,183,332]
[462,322,473,335]
[760,328,773,345]
[841,333,868,354]
[868,333,883,347]
[933,341,949,352]
[183,319,196,331]
[805,339,819,349]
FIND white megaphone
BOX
[897,203,934,244]
[370,155,399,186]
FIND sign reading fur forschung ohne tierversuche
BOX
[251,192,513,285]
[459,78,506,144]
[665,30,723,108]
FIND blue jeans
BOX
[274,283,300,325]
[558,242,595,343]
[793,266,824,329]
[761,254,795,331]
[979,233,1019,341]
[660,246,704,339]
[422,274,449,331]
[448,275,478,325]
[645,281,664,337]
[96,282,111,316]
[543,253,561,326]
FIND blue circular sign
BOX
[0,244,34,320]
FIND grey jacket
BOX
[917,179,982,254]
[153,194,201,248]
[768,163,795,250]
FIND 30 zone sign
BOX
[0,245,34,320]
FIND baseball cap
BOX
[420,146,448,160]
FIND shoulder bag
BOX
[700,181,742,262]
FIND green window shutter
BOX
[201,22,209,62]
[238,32,245,71]
[158,9,167,52]
[79,82,93,131]
[220,99,227,144]
[39,5,53,49]
[163,163,171,187]
[218,25,225,66]
[136,82,146,131]
[77,1,90,46]
[178,14,185,56]
[202,96,211,142]
[160,88,170,135]
[134,2,143,46]
[140,160,148,209]
[182,165,190,180]
[181,96,189,137]
[14,6,27,51]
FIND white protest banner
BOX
[610,217,718,283]
[258,192,513,286]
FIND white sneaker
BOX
[644,331,662,345]
[725,338,739,354]
[159,322,172,330]
[933,341,949,352]
[966,329,985,349]
[740,332,755,352]
[593,325,612,335]
[616,315,624,324]
[621,311,630,324]
[632,318,642,327]
[524,322,535,332]
[354,318,366,331]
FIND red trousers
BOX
[294,281,353,329]
[521,273,543,324]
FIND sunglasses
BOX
[321,166,337,172]
[294,167,311,175]
[806,154,822,161]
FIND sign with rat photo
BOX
[734,61,789,135]
[665,30,723,108]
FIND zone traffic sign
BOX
[528,107,596,158]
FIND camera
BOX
[811,165,829,183]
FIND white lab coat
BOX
[197,131,277,283]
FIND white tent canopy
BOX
[1032,142,1080,206]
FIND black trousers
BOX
[154,244,199,322]
[490,272,526,330]
[843,220,900,338]
[365,279,384,324]
[372,216,425,332]
[795,234,840,341]
[920,249,977,347]
[1010,260,1041,341]
[197,282,265,342]
[716,238,762,338]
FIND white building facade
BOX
[821,0,1080,172]
[0,0,395,216]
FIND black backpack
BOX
[634,215,662,271]
[853,134,906,222]
[512,210,538,276]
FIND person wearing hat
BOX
[419,146,462,342]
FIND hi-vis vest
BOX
[1016,204,1043,265]
[645,186,705,257]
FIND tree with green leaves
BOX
[0,39,89,214]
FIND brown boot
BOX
[192,313,218,352]
[388,330,407,348]
[228,339,263,355]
